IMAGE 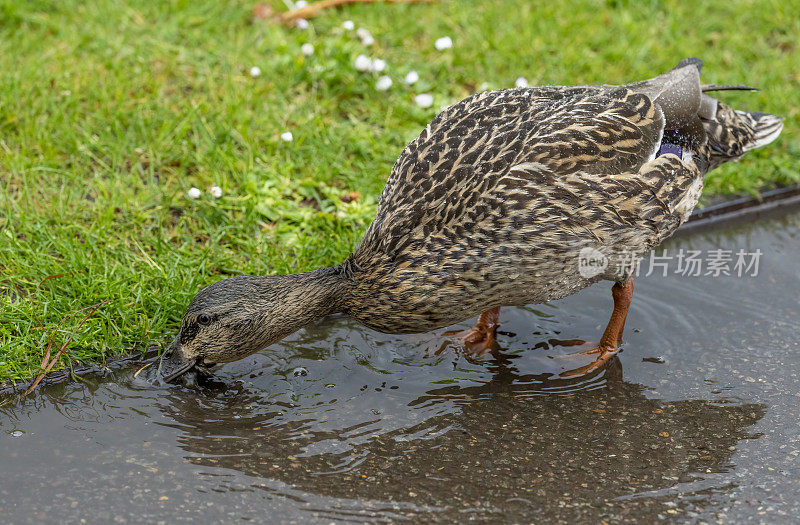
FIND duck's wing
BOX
[356,82,698,264]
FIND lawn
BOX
[1,0,798,385]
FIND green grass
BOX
[1,0,798,384]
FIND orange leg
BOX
[443,307,501,356]
[561,278,634,377]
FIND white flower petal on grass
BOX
[249,66,261,77]
[301,43,314,56]
[375,76,393,91]
[371,58,386,72]
[295,18,309,29]
[515,76,529,88]
[295,0,308,8]
[209,186,222,198]
[404,70,419,84]
[342,20,355,31]
[414,93,434,108]
[354,54,372,71]
[434,36,453,50]
[356,27,375,45]
[281,131,294,142]
[187,187,201,199]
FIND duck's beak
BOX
[160,337,197,383]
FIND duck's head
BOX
[160,271,344,383]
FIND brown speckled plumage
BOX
[162,58,783,380]
[346,85,685,332]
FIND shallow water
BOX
[2,212,799,523]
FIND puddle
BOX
[2,212,799,523]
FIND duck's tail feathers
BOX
[701,101,784,170]
[739,111,784,152]
[633,57,783,172]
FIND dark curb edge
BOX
[678,184,800,236]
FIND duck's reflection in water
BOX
[159,349,765,522]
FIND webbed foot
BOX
[557,278,634,377]
[440,306,501,357]
[559,344,620,377]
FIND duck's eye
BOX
[197,313,212,326]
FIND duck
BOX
[161,57,783,382]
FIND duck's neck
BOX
[253,266,349,342]
[284,266,349,318]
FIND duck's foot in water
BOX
[560,343,621,377]
[441,306,501,357]
[560,278,634,377]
